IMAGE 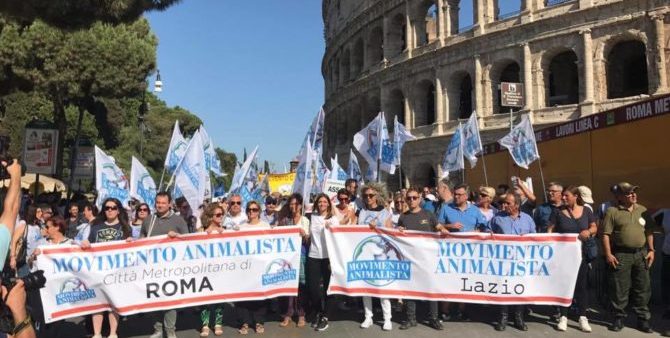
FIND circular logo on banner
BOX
[262,258,297,286]
[347,235,411,287]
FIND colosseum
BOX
[321,0,670,201]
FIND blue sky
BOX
[146,1,520,172]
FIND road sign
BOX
[501,82,524,107]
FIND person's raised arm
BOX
[0,160,22,234]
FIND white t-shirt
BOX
[238,221,272,230]
[309,214,334,259]
[223,213,248,229]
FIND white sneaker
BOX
[148,330,163,338]
[579,316,592,332]
[557,316,568,331]
[360,317,373,329]
[383,320,392,331]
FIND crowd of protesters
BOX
[0,159,669,337]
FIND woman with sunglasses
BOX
[80,197,131,338]
[277,193,310,328]
[236,201,271,335]
[357,182,394,331]
[198,204,226,337]
[333,189,356,225]
[132,203,151,240]
[391,192,408,228]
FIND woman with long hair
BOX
[333,189,356,225]
[80,197,131,338]
[391,191,408,227]
[199,204,226,337]
[547,186,597,332]
[236,201,272,335]
[131,203,151,239]
[277,193,310,328]
[306,193,335,331]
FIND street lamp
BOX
[154,69,163,93]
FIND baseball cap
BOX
[577,186,594,204]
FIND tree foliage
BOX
[0,0,181,29]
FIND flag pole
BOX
[398,158,403,190]
[537,157,548,203]
[157,166,167,192]
[480,153,490,186]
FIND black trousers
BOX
[561,259,589,316]
[306,257,331,315]
[663,253,670,308]
[237,300,267,326]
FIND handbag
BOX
[565,207,599,262]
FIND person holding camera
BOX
[0,159,36,338]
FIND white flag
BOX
[330,154,348,181]
[441,124,465,178]
[95,146,130,208]
[462,111,483,168]
[292,136,315,210]
[348,149,362,182]
[199,126,225,177]
[173,130,207,217]
[393,115,416,166]
[130,156,157,208]
[298,108,325,158]
[352,112,396,176]
[229,146,259,193]
[164,121,188,174]
[498,114,540,169]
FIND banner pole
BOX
[398,159,403,190]
[376,158,381,183]
[537,157,548,203]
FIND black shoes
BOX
[513,313,528,331]
[399,320,417,330]
[427,318,444,330]
[315,315,329,331]
[495,313,508,331]
[609,318,624,332]
[637,319,652,333]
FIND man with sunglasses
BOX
[533,182,564,233]
[223,194,248,229]
[603,182,656,333]
[141,191,188,338]
[398,187,445,331]
[261,196,279,226]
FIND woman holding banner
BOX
[277,193,310,328]
[131,203,151,239]
[547,186,597,332]
[358,183,394,331]
[391,192,408,227]
[306,193,335,331]
[236,201,271,334]
[80,197,131,338]
[198,204,226,337]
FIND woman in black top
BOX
[547,186,597,333]
[80,197,131,338]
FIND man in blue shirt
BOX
[490,192,536,331]
[437,184,488,232]
[533,182,563,233]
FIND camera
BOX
[0,270,46,333]
[0,158,25,180]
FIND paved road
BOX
[50,301,669,338]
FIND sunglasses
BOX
[338,197,350,201]
[364,193,376,198]
[266,201,277,205]
[138,208,149,212]
[247,208,260,212]
[395,200,405,204]
[406,196,420,200]
[214,213,224,217]
[104,206,118,211]
[230,201,242,205]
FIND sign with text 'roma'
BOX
[326,227,580,306]
[37,227,301,323]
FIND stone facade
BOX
[321,0,670,190]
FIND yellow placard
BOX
[260,173,296,196]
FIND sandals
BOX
[279,317,291,327]
[239,323,249,335]
[255,323,265,334]
[297,316,306,328]
[200,326,211,337]
[214,325,224,336]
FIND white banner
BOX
[37,227,301,323]
[326,227,581,306]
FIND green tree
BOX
[0,0,181,29]
[215,147,237,189]
[0,17,157,177]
